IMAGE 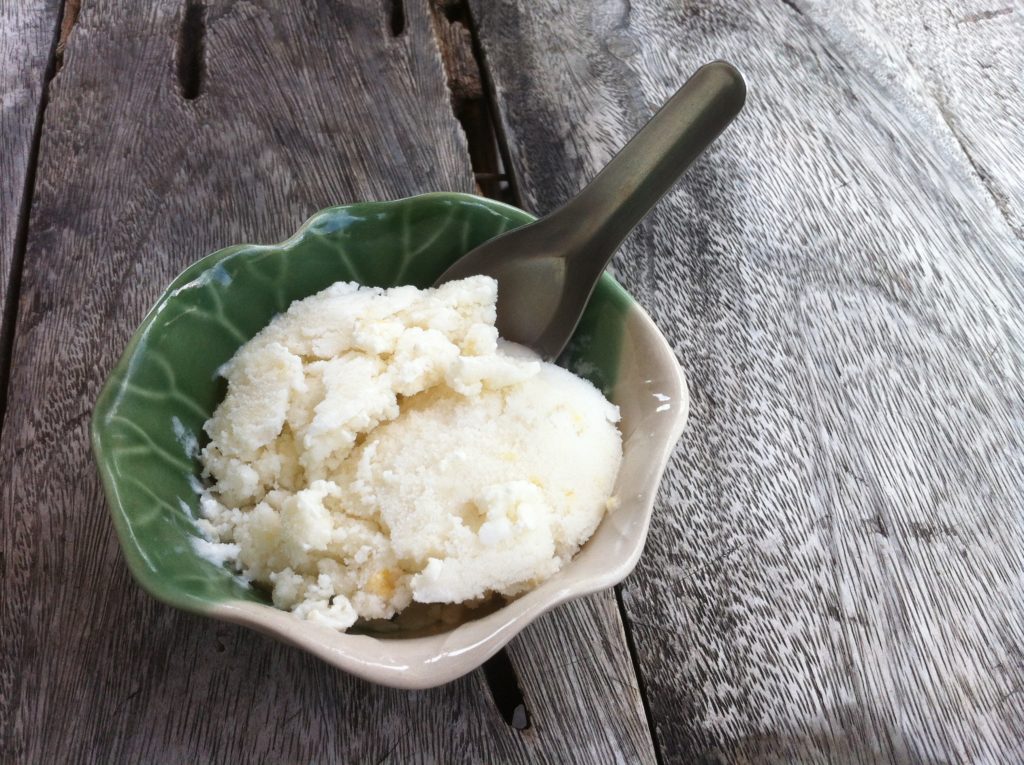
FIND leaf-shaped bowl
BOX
[92,192,688,688]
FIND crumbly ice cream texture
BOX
[196,276,622,631]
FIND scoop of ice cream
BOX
[197,276,622,631]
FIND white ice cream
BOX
[197,276,622,631]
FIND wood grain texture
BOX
[0,0,62,406]
[802,0,1024,239]
[0,1,654,761]
[470,0,1024,761]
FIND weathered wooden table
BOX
[3,1,1022,762]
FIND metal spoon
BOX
[435,60,746,360]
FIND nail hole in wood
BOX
[482,649,530,730]
[387,0,406,36]
[176,0,206,100]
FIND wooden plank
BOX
[801,0,1024,239]
[470,0,1024,761]
[0,0,62,411]
[0,0,654,762]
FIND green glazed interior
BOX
[92,193,633,613]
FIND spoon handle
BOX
[558,61,746,266]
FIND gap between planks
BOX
[0,0,69,438]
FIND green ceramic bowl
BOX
[92,192,688,688]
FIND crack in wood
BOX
[931,89,1021,239]
[176,0,206,100]
[0,0,67,438]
